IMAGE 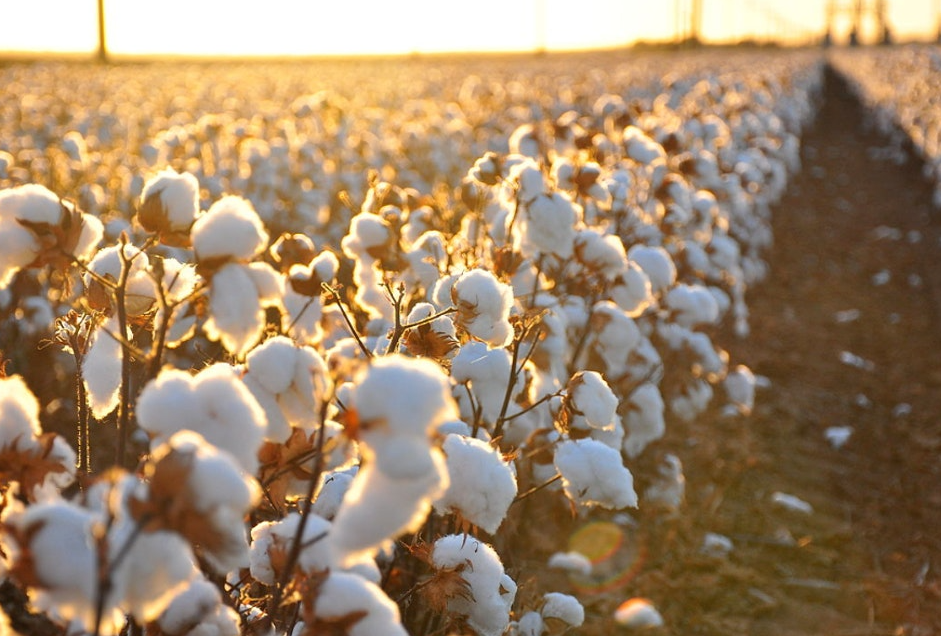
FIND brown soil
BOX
[573,64,941,635]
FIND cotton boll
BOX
[82,316,124,419]
[451,269,515,348]
[192,195,268,262]
[138,168,200,246]
[515,191,579,260]
[644,454,685,512]
[249,512,331,585]
[622,383,666,459]
[664,283,720,328]
[432,534,516,636]
[136,364,266,473]
[516,611,545,636]
[589,301,642,376]
[623,126,666,165]
[341,212,394,262]
[614,598,664,628]
[541,592,584,628]
[554,438,638,510]
[573,229,628,280]
[202,262,278,358]
[435,434,517,534]
[547,551,592,576]
[329,451,447,567]
[157,578,240,636]
[0,374,43,448]
[312,467,358,519]
[610,261,656,318]
[669,378,714,423]
[310,572,408,636]
[724,364,756,416]
[565,371,619,433]
[451,342,512,424]
[627,245,676,296]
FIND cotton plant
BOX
[191,194,283,358]
[137,168,200,247]
[0,183,103,289]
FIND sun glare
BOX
[2,0,938,57]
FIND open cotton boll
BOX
[136,363,266,473]
[554,438,638,510]
[0,374,43,448]
[192,195,268,262]
[435,434,517,534]
[84,243,156,314]
[82,315,124,419]
[351,354,458,440]
[156,578,240,636]
[507,155,546,203]
[565,371,619,432]
[574,229,628,280]
[541,592,584,628]
[202,261,283,358]
[250,512,333,585]
[311,467,358,519]
[517,611,545,636]
[664,283,721,328]
[515,191,579,261]
[451,342,512,424]
[341,212,394,261]
[547,551,592,576]
[0,216,40,288]
[590,301,642,375]
[611,261,656,318]
[623,383,666,459]
[623,126,666,165]
[670,378,714,423]
[627,245,676,296]
[311,571,408,636]
[432,534,516,636]
[451,269,515,348]
[328,451,447,567]
[3,500,124,635]
[644,454,686,511]
[614,598,664,629]
[138,168,200,246]
[723,364,756,416]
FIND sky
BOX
[1,0,937,57]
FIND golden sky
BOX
[2,0,937,56]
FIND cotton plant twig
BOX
[322,282,373,359]
[114,236,133,468]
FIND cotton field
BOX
[829,45,941,207]
[0,49,827,636]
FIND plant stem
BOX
[114,239,132,468]
[322,283,372,359]
[512,473,562,505]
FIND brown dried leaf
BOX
[422,561,475,614]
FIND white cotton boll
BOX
[139,168,200,235]
[352,355,458,440]
[664,283,720,328]
[611,261,656,318]
[623,383,665,459]
[136,364,266,473]
[157,578,240,636]
[517,611,545,636]
[452,269,515,348]
[85,244,157,315]
[203,262,269,357]
[0,183,63,225]
[244,336,297,394]
[82,316,123,419]
[670,378,714,423]
[312,467,358,519]
[515,192,579,260]
[590,301,642,375]
[0,374,42,450]
[352,258,394,322]
[341,213,393,261]
[192,195,268,262]
[246,261,284,308]
[627,245,676,295]
[5,500,118,634]
[281,285,323,345]
[249,512,332,585]
[614,598,664,628]
[554,438,637,510]
[329,451,447,567]
[0,217,38,288]
[724,364,756,416]
[566,371,618,432]
[574,229,628,280]
[644,454,685,511]
[547,551,592,576]
[312,572,408,636]
[114,527,198,625]
[623,126,666,165]
[541,592,584,628]
[435,434,517,534]
[508,156,546,204]
[432,534,515,636]
[451,342,512,424]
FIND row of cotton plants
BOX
[829,45,941,206]
[1,50,822,636]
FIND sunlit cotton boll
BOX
[589,301,642,376]
[135,363,267,473]
[155,578,240,636]
[434,434,517,534]
[573,229,628,280]
[242,335,331,442]
[451,342,512,424]
[202,260,284,357]
[432,534,517,636]
[622,383,666,459]
[192,195,269,263]
[614,598,664,629]
[664,283,720,329]
[554,438,638,510]
[311,572,408,636]
[81,315,125,419]
[627,245,677,296]
[610,262,656,318]
[565,371,619,433]
[451,269,515,348]
[138,168,200,246]
[540,592,585,628]
[515,191,579,260]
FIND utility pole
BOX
[690,0,703,44]
[97,0,108,63]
